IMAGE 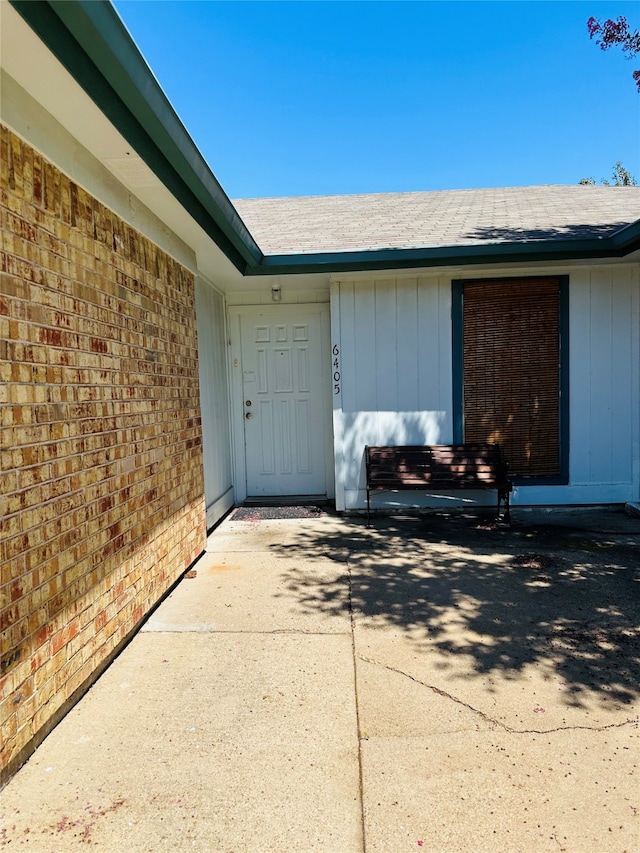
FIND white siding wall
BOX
[524,264,640,505]
[196,278,234,526]
[332,276,453,510]
[332,266,640,511]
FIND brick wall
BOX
[0,125,207,782]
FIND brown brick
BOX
[1,125,206,782]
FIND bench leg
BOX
[497,488,511,525]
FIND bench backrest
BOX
[365,444,510,490]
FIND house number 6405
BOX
[332,344,341,395]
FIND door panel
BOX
[240,308,328,496]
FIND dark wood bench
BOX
[365,443,512,523]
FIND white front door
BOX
[237,306,330,497]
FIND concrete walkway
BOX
[2,507,639,852]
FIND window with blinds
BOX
[459,277,567,480]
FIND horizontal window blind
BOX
[463,278,561,478]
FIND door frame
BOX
[228,303,335,503]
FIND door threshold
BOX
[243,495,331,507]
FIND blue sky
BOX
[112,1,640,198]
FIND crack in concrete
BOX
[357,655,638,735]
[349,564,368,853]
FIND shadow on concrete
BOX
[270,509,640,711]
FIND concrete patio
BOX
[1,506,639,852]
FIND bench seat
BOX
[365,444,512,522]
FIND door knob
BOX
[245,412,253,420]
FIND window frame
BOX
[452,275,570,486]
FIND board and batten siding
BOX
[331,276,453,511]
[331,267,640,512]
[195,279,234,527]
[554,265,638,504]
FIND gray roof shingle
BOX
[233,185,640,256]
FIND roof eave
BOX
[9,0,640,280]
[247,235,640,276]
[9,0,263,273]
[610,218,640,252]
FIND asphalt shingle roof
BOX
[233,185,640,256]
